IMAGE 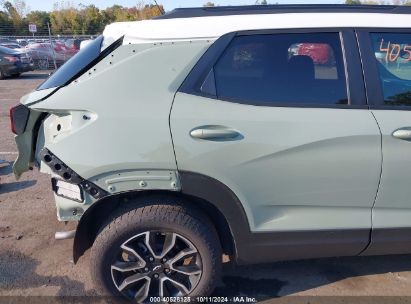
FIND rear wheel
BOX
[0,69,5,79]
[90,201,222,302]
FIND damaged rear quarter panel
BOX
[27,40,210,188]
[13,110,47,179]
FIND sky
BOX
[23,0,344,12]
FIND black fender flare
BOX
[73,171,252,263]
[73,171,366,265]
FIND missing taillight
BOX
[10,104,30,135]
[9,107,15,134]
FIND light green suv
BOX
[9,4,411,302]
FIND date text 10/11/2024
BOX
[149,297,257,303]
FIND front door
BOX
[358,30,411,255]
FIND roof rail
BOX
[155,4,411,19]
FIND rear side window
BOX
[370,33,411,106]
[37,36,104,91]
[37,35,123,91]
[214,33,348,106]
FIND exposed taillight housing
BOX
[10,104,30,135]
[9,107,15,134]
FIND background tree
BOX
[0,0,164,35]
[50,2,82,35]
[345,0,406,3]
[3,0,26,34]
[0,10,13,35]
[2,0,411,36]
[78,4,104,35]
[26,10,50,34]
[393,0,411,4]
[101,5,133,22]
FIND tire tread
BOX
[90,198,221,298]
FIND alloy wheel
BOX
[110,231,202,302]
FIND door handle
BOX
[190,125,242,141]
[393,128,411,141]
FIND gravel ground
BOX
[2,71,411,303]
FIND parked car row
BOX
[21,42,78,70]
[0,36,95,77]
[0,46,34,79]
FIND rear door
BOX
[171,29,381,260]
[358,29,411,255]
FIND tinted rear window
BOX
[37,36,104,91]
[214,32,348,106]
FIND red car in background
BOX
[297,43,333,64]
[20,41,79,70]
[65,39,81,54]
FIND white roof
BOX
[102,13,411,45]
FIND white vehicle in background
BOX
[80,39,93,49]
[16,39,28,47]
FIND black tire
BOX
[90,198,222,302]
[0,69,5,79]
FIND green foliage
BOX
[0,10,13,35]
[26,10,50,33]
[345,0,395,3]
[79,5,104,35]
[3,0,25,34]
[0,0,164,36]
[102,5,134,23]
[2,0,410,36]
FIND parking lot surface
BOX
[2,71,411,303]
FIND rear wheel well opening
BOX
[183,193,235,257]
[73,190,236,263]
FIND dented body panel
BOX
[31,41,209,179]
[14,39,210,221]
[13,110,46,179]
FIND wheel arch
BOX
[73,172,250,263]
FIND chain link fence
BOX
[0,33,97,70]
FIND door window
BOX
[370,33,411,106]
[214,32,348,106]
